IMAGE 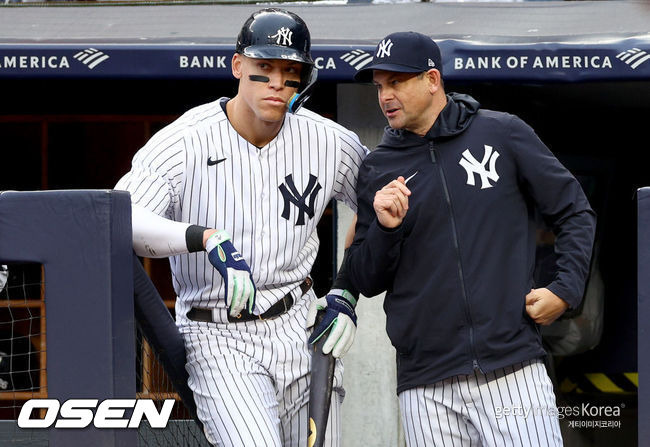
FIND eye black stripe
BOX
[249,75,269,83]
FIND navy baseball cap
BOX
[354,31,443,82]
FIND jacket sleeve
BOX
[330,249,358,298]
[343,161,404,297]
[508,115,596,309]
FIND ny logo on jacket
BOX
[459,144,500,189]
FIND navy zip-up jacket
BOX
[345,93,596,393]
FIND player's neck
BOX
[226,97,284,148]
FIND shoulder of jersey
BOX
[174,99,228,129]
[293,107,362,141]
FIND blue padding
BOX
[132,254,202,432]
[638,187,650,443]
[0,190,135,447]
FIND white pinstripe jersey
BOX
[116,97,368,321]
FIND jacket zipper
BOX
[429,143,484,373]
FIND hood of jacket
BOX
[378,92,480,149]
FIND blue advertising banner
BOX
[0,37,649,82]
[439,38,650,82]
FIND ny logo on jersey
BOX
[458,145,500,189]
[279,174,322,226]
[376,39,393,58]
[269,27,293,46]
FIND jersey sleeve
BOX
[332,128,369,213]
[115,128,186,218]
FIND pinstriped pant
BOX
[179,290,343,447]
[398,359,563,447]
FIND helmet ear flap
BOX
[288,67,318,114]
[300,63,314,90]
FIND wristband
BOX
[185,225,210,253]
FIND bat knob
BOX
[308,417,317,447]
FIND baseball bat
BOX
[307,310,336,447]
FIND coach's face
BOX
[232,54,302,123]
[373,69,440,136]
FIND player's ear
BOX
[232,54,243,80]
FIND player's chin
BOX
[257,105,287,122]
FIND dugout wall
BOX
[1,2,649,446]
[0,190,135,446]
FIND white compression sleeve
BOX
[131,204,193,258]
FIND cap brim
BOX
[353,63,423,82]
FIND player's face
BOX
[234,55,303,123]
[373,70,436,135]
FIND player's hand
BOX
[306,289,357,358]
[525,288,569,326]
[373,177,411,229]
[206,230,257,318]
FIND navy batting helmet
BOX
[236,8,317,113]
[236,8,313,66]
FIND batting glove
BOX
[307,289,357,358]
[206,230,256,318]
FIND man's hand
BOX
[306,289,357,358]
[205,230,256,318]
[373,177,411,229]
[525,288,569,326]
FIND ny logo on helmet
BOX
[269,27,293,46]
[376,39,393,58]
[278,174,322,226]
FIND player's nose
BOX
[267,70,285,90]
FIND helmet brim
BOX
[241,45,313,65]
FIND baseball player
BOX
[116,9,366,446]
[344,32,596,446]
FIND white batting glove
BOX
[306,290,357,358]
[206,231,257,317]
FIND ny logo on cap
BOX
[269,27,293,46]
[376,39,393,58]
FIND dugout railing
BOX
[0,190,208,446]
